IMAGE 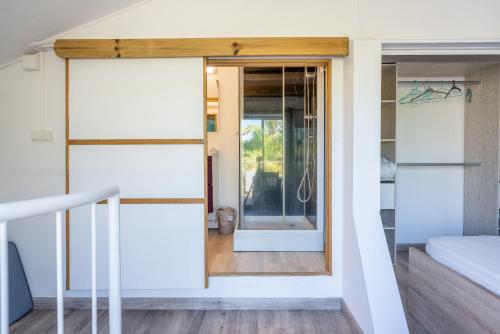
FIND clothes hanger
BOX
[445,80,461,99]
[410,82,447,103]
[399,81,425,104]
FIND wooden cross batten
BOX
[54,37,349,59]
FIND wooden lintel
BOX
[97,198,205,205]
[54,37,349,59]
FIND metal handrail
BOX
[0,187,122,334]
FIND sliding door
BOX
[68,58,205,289]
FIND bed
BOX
[409,236,500,334]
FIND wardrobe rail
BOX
[397,162,481,167]
[398,80,482,85]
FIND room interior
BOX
[205,62,329,275]
[379,54,500,333]
[3,1,500,330]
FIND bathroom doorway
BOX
[236,66,326,251]
[206,59,331,274]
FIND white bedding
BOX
[426,236,500,296]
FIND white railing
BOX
[0,187,122,334]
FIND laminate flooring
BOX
[207,230,326,274]
[10,309,359,334]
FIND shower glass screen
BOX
[240,67,322,231]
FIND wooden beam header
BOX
[54,37,349,59]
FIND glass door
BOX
[240,67,284,224]
[239,66,321,232]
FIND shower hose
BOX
[297,67,316,203]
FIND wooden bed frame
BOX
[409,248,500,334]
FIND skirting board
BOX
[33,297,342,311]
[342,301,363,334]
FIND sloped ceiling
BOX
[0,0,143,64]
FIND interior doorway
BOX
[379,54,500,265]
[205,59,331,275]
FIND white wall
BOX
[50,0,500,41]
[207,68,240,212]
[343,40,408,334]
[0,52,65,297]
[0,53,343,299]
[396,78,465,244]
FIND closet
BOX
[380,64,397,263]
[380,57,500,264]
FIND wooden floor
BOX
[207,230,326,274]
[10,251,425,334]
[394,250,428,334]
[10,309,359,334]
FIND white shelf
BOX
[381,138,396,142]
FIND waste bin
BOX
[217,207,236,234]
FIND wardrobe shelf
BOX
[381,62,397,263]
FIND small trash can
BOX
[217,207,236,235]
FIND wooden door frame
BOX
[204,58,333,277]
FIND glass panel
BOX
[239,66,321,231]
[283,67,318,227]
[241,67,284,219]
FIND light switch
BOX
[31,130,53,142]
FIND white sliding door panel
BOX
[69,58,204,139]
[68,57,206,290]
[70,204,205,290]
[70,145,204,198]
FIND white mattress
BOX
[426,236,500,296]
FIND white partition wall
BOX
[70,204,204,289]
[69,58,204,139]
[67,58,205,289]
[70,145,204,198]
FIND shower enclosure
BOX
[234,66,325,251]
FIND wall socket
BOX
[31,130,53,142]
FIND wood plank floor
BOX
[394,250,429,334]
[10,251,424,334]
[10,309,359,333]
[207,230,326,274]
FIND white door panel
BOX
[70,145,204,198]
[69,58,204,139]
[70,204,205,290]
[68,57,206,290]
